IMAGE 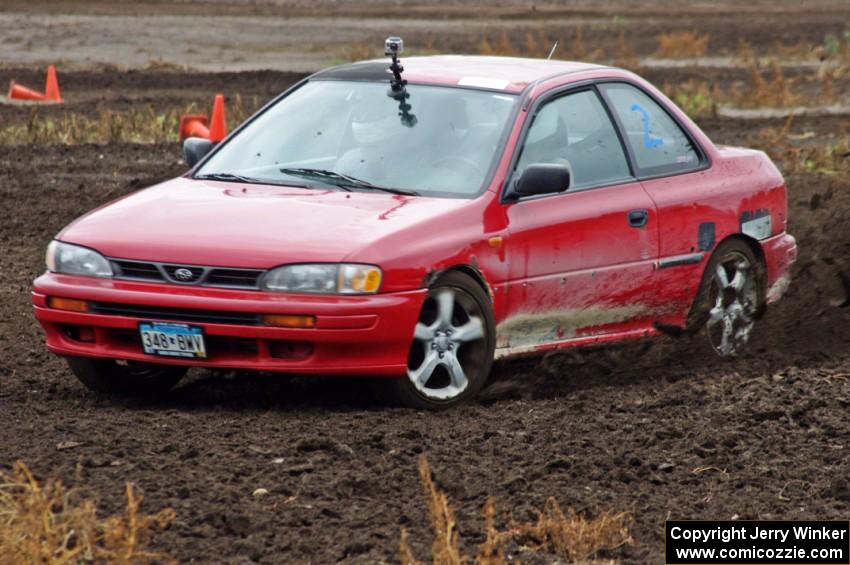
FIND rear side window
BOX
[600,83,701,176]
[516,89,632,190]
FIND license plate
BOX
[139,322,207,359]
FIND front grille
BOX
[89,301,260,325]
[206,268,263,288]
[110,259,264,289]
[163,264,205,283]
[112,260,164,281]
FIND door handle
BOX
[627,209,649,228]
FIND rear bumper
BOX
[32,273,426,376]
[762,232,797,304]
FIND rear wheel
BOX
[688,240,763,357]
[66,357,187,395]
[390,271,495,409]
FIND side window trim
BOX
[596,79,710,180]
[592,83,638,179]
[501,82,636,203]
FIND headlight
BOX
[261,263,382,294]
[46,241,113,278]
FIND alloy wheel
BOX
[407,288,487,400]
[706,251,758,357]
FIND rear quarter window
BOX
[600,83,702,177]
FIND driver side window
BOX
[516,89,632,190]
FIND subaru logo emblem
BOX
[174,268,195,282]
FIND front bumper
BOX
[32,273,426,376]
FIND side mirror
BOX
[508,163,571,200]
[183,137,214,169]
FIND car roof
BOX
[312,55,609,94]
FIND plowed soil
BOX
[2,2,850,564]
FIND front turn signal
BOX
[263,314,316,329]
[47,296,89,313]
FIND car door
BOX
[599,82,711,326]
[499,86,660,351]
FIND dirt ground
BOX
[1,2,850,564]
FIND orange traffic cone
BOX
[8,80,46,101]
[178,94,227,142]
[208,94,227,142]
[44,65,62,102]
[178,114,210,141]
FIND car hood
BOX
[59,177,472,268]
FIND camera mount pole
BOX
[388,52,407,97]
[384,36,417,127]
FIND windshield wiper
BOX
[194,172,311,188]
[280,167,419,196]
[194,172,264,183]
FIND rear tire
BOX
[389,271,495,410]
[66,357,187,396]
[687,239,764,357]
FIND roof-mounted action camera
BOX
[385,36,404,56]
[384,36,417,127]
[385,36,407,95]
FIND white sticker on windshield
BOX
[458,76,510,90]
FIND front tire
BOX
[66,357,187,396]
[390,271,495,409]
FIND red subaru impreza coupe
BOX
[32,53,797,409]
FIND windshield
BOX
[196,80,518,197]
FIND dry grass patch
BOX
[0,95,261,146]
[655,31,709,59]
[510,498,633,563]
[337,42,382,62]
[820,30,850,63]
[414,455,463,564]
[736,60,801,108]
[663,79,718,118]
[736,31,850,65]
[400,456,632,564]
[665,59,845,116]
[751,118,850,177]
[0,461,175,564]
[142,58,191,73]
[0,106,184,145]
[815,64,847,105]
[613,30,639,69]
[477,31,520,57]
[727,35,849,110]
[520,29,554,59]
[336,38,443,63]
[477,27,604,63]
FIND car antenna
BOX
[384,36,417,127]
[547,41,559,61]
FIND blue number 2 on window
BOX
[629,103,663,149]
